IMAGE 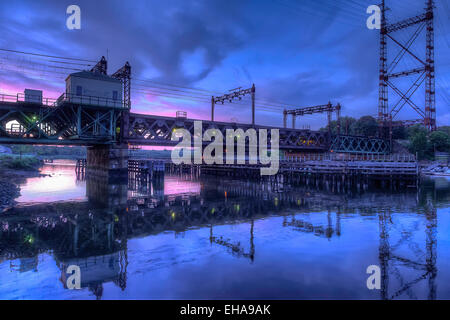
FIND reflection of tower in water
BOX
[378,196,437,300]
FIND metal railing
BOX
[0,92,127,108]
[0,93,56,106]
[56,93,126,108]
[283,153,417,163]
[176,111,187,119]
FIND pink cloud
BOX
[0,79,63,99]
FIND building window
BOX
[113,90,118,101]
[76,85,82,96]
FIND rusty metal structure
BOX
[378,0,436,132]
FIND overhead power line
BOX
[0,48,97,63]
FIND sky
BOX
[0,0,449,129]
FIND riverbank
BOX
[0,179,20,211]
[0,156,44,211]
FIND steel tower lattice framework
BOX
[112,62,132,109]
[378,0,388,124]
[425,0,436,131]
[378,0,436,132]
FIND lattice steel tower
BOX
[378,0,436,131]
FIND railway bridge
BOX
[0,92,389,152]
[0,63,390,179]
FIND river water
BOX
[0,160,449,300]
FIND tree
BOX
[392,126,407,140]
[341,117,358,135]
[429,131,450,152]
[437,126,450,137]
[352,116,379,137]
[408,130,430,160]
[319,117,357,135]
[407,124,428,138]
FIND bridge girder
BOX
[0,99,123,145]
[127,113,330,150]
[330,135,391,154]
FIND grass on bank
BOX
[0,155,42,171]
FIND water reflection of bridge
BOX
[0,176,447,299]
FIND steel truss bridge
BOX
[127,112,328,151]
[0,93,390,154]
[330,135,391,154]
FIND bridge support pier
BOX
[86,144,129,207]
[86,173,128,208]
[86,144,129,182]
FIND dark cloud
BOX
[0,0,448,127]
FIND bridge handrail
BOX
[1,92,127,108]
[331,134,386,140]
[0,93,17,103]
[56,93,126,108]
[283,153,416,162]
[0,92,56,106]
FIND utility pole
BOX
[336,103,341,136]
[327,102,332,137]
[284,103,341,132]
[212,85,255,124]
[211,96,215,121]
[251,84,256,125]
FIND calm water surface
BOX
[1,161,449,300]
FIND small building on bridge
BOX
[65,71,123,107]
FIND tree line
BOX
[320,115,450,160]
[4,145,87,157]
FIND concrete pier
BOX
[86,144,129,182]
[86,174,128,208]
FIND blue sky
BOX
[0,0,449,128]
